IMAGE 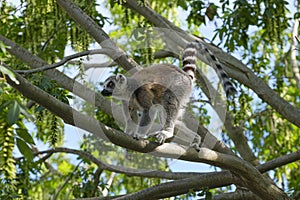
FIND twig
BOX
[257,150,300,173]
[101,172,115,196]
[69,60,117,71]
[92,167,104,196]
[15,147,207,180]
[16,49,111,74]
[295,35,300,43]
[53,160,83,200]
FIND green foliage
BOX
[213,0,289,51]
[80,134,168,195]
[1,0,107,63]
[0,0,300,199]
[35,109,64,146]
[0,117,16,180]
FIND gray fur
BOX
[195,41,237,96]
[101,42,236,145]
[101,64,193,144]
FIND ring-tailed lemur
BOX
[101,41,236,144]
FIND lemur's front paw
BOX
[148,130,173,145]
[190,135,201,151]
[132,132,141,140]
[125,129,140,140]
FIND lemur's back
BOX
[130,64,193,107]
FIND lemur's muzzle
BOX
[101,89,112,96]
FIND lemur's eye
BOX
[108,81,115,88]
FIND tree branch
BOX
[0,34,113,115]
[206,190,262,200]
[123,0,300,129]
[16,144,300,200]
[224,114,259,165]
[0,34,235,161]
[257,150,300,173]
[15,49,113,74]
[23,147,206,180]
[69,60,117,71]
[56,0,140,73]
[115,171,238,200]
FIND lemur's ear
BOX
[116,73,127,85]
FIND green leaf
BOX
[294,12,300,19]
[177,0,188,10]
[16,129,35,145]
[7,101,20,125]
[0,65,19,85]
[205,3,218,21]
[18,103,34,121]
[16,137,34,160]
[0,41,7,54]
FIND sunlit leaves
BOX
[35,109,64,146]
[216,0,289,51]
[0,65,19,85]
[185,2,219,26]
[16,137,34,160]
[16,128,35,145]
[0,118,16,181]
[7,101,20,125]
[1,0,108,63]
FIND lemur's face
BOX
[101,76,116,96]
[101,74,127,98]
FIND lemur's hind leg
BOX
[133,109,153,139]
[149,91,179,144]
[123,100,139,137]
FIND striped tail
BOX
[182,42,198,80]
[201,43,236,97]
[184,41,237,97]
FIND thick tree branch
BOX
[257,150,300,172]
[0,34,112,115]
[224,114,259,165]
[25,147,205,180]
[153,49,179,59]
[18,146,300,200]
[207,191,262,200]
[17,147,300,183]
[116,171,238,200]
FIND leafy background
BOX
[0,0,299,199]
